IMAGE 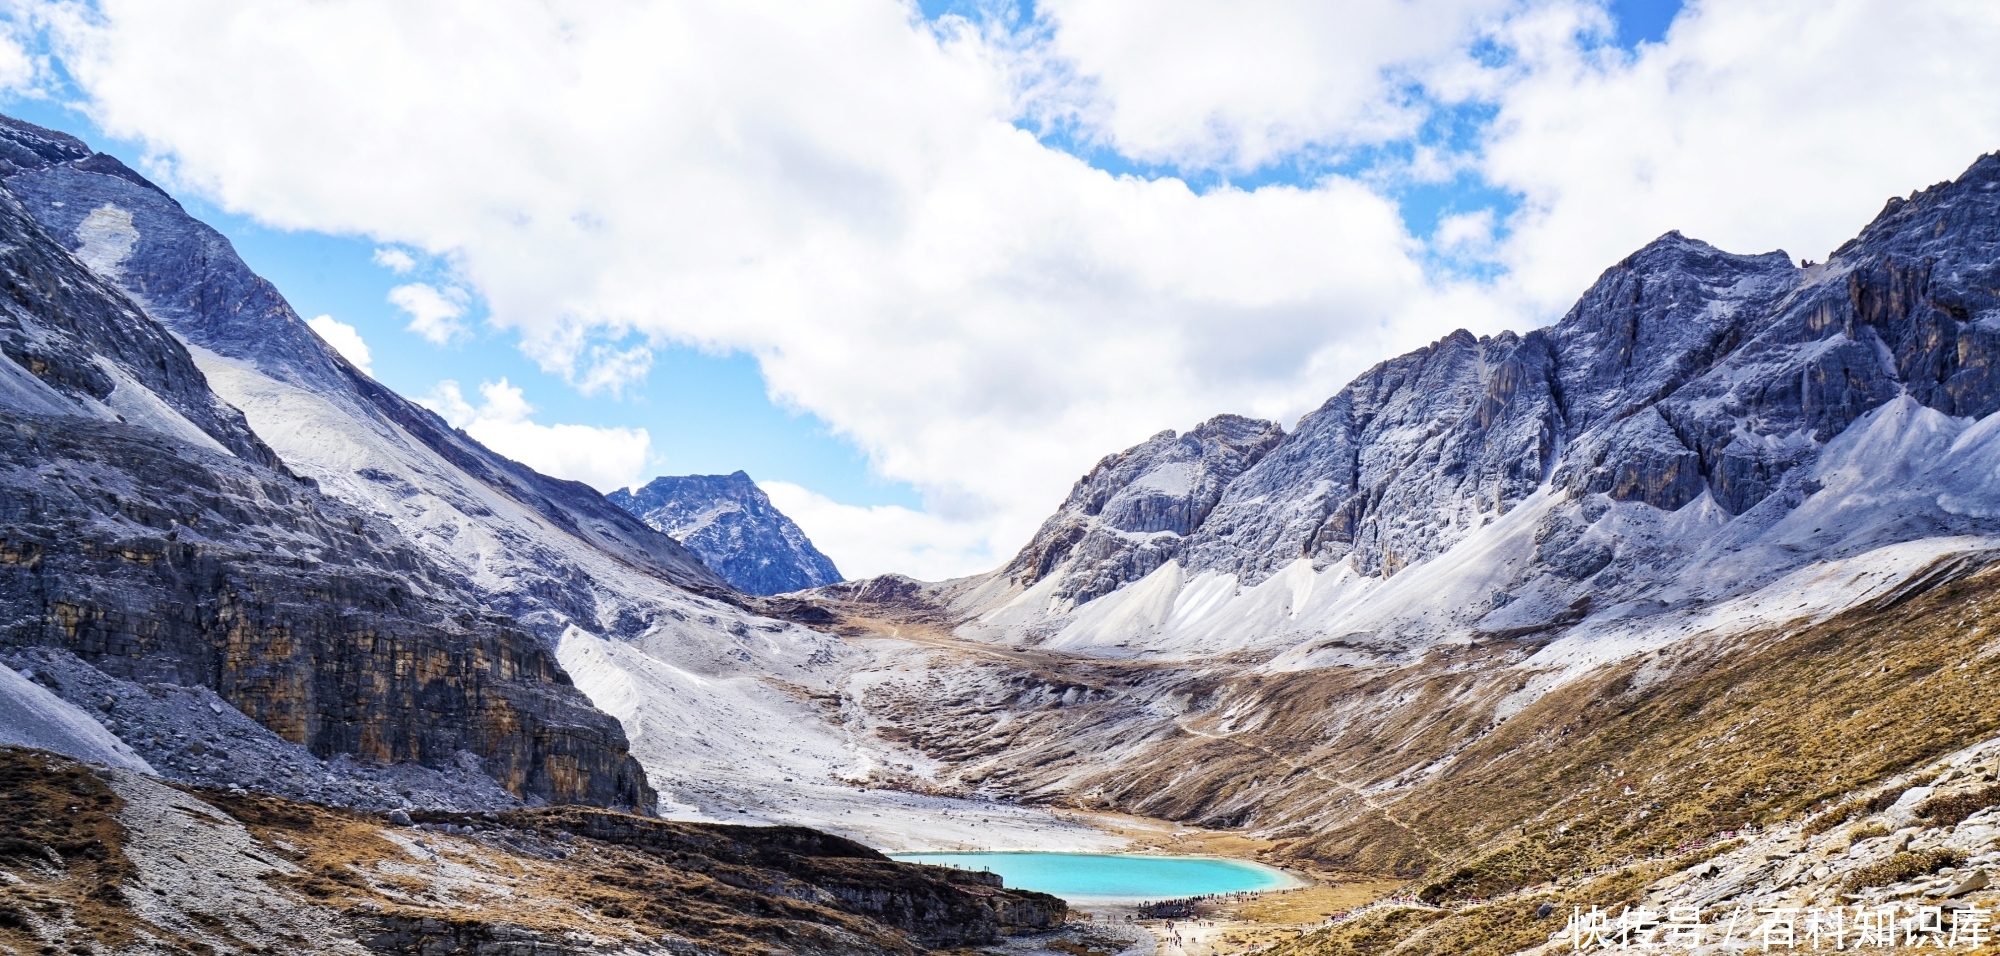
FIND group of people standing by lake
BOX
[1135,891,1255,919]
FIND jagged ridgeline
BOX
[932,149,2000,659]
[610,470,843,595]
[0,115,672,810]
[809,148,2000,923]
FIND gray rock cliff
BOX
[1000,414,1284,605]
[0,122,654,810]
[608,471,842,595]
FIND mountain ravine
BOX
[801,149,2000,944]
[11,107,2000,955]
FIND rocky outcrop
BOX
[0,746,1062,956]
[609,471,842,595]
[1000,414,1284,605]
[0,116,653,813]
[483,808,1066,947]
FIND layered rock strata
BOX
[0,117,652,811]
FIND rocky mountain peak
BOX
[938,148,2000,662]
[609,471,842,595]
[0,114,90,174]
[997,413,1283,606]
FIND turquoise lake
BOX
[891,852,1293,902]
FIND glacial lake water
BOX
[891,852,1295,902]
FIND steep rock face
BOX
[609,471,841,595]
[0,113,891,832]
[0,109,728,628]
[1000,414,1284,607]
[1180,332,1566,582]
[0,150,653,810]
[1180,235,1801,584]
[916,150,2000,663]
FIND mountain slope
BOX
[0,134,652,810]
[0,113,1090,849]
[610,471,842,595]
[902,152,2000,668]
[803,150,2000,884]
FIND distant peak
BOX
[610,470,840,594]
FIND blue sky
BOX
[0,0,1680,513]
[0,93,921,506]
[76,0,2000,584]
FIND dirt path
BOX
[845,619,1446,865]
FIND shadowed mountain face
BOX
[0,115,653,812]
[923,150,2000,663]
[0,113,875,836]
[609,471,842,595]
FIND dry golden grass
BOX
[1223,880,1409,924]
[0,748,143,954]
[201,791,924,955]
[1228,564,2000,955]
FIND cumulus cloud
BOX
[1019,0,1513,171]
[1475,0,2000,312]
[0,23,38,95]
[25,0,2000,579]
[420,378,651,493]
[305,313,372,375]
[760,480,1001,581]
[37,0,1487,572]
[388,282,469,345]
[371,246,416,273]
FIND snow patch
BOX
[0,661,153,772]
[72,203,137,276]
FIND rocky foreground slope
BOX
[610,471,843,595]
[0,745,1062,955]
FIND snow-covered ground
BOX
[559,625,1128,852]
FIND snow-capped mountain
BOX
[0,115,650,811]
[904,152,2000,668]
[792,150,2000,854]
[609,471,842,595]
[0,113,1100,851]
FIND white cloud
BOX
[760,480,1000,581]
[1432,209,1496,257]
[304,313,372,374]
[0,24,38,96]
[419,378,651,493]
[371,246,416,273]
[1477,0,2000,312]
[26,0,2000,580]
[39,0,1488,574]
[388,282,469,345]
[1019,0,1514,171]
